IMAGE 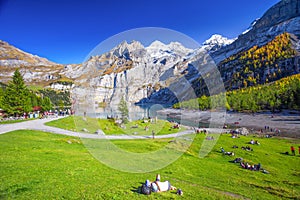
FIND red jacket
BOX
[291,146,295,151]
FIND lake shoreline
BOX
[157,108,300,138]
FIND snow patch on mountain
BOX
[242,18,260,35]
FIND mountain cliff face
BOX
[209,0,300,91]
[0,40,66,85]
[218,33,299,90]
[212,0,300,64]
[0,0,299,109]
[71,40,195,107]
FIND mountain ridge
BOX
[212,0,300,64]
[0,0,299,109]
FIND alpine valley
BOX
[0,0,299,110]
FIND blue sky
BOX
[0,0,279,64]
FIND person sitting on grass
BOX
[241,146,253,151]
[232,157,243,163]
[221,147,235,156]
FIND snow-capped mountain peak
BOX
[168,41,193,53]
[147,40,168,50]
[202,34,235,47]
[146,40,193,58]
[185,34,236,58]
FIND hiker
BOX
[291,146,295,156]
[152,130,155,139]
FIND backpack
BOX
[141,183,151,195]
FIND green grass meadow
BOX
[0,129,299,199]
[45,116,185,136]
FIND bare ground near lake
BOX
[157,109,300,138]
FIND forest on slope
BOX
[174,74,300,112]
[219,32,298,89]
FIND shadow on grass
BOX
[280,152,298,156]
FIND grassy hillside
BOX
[0,130,299,199]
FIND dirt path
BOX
[0,116,208,139]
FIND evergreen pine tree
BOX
[0,87,4,109]
[42,97,52,111]
[58,99,65,110]
[2,69,31,116]
[118,96,129,123]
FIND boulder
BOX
[95,129,105,135]
[237,127,249,136]
[82,128,89,132]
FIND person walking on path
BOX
[291,146,295,156]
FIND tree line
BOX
[173,74,300,112]
[0,69,71,116]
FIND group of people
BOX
[193,127,207,134]
[257,125,281,137]
[141,174,182,196]
[249,139,260,145]
[228,138,268,173]
[264,125,280,134]
[240,162,261,171]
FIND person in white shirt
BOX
[151,174,177,192]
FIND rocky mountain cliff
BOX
[212,0,300,64]
[70,40,197,107]
[0,40,67,85]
